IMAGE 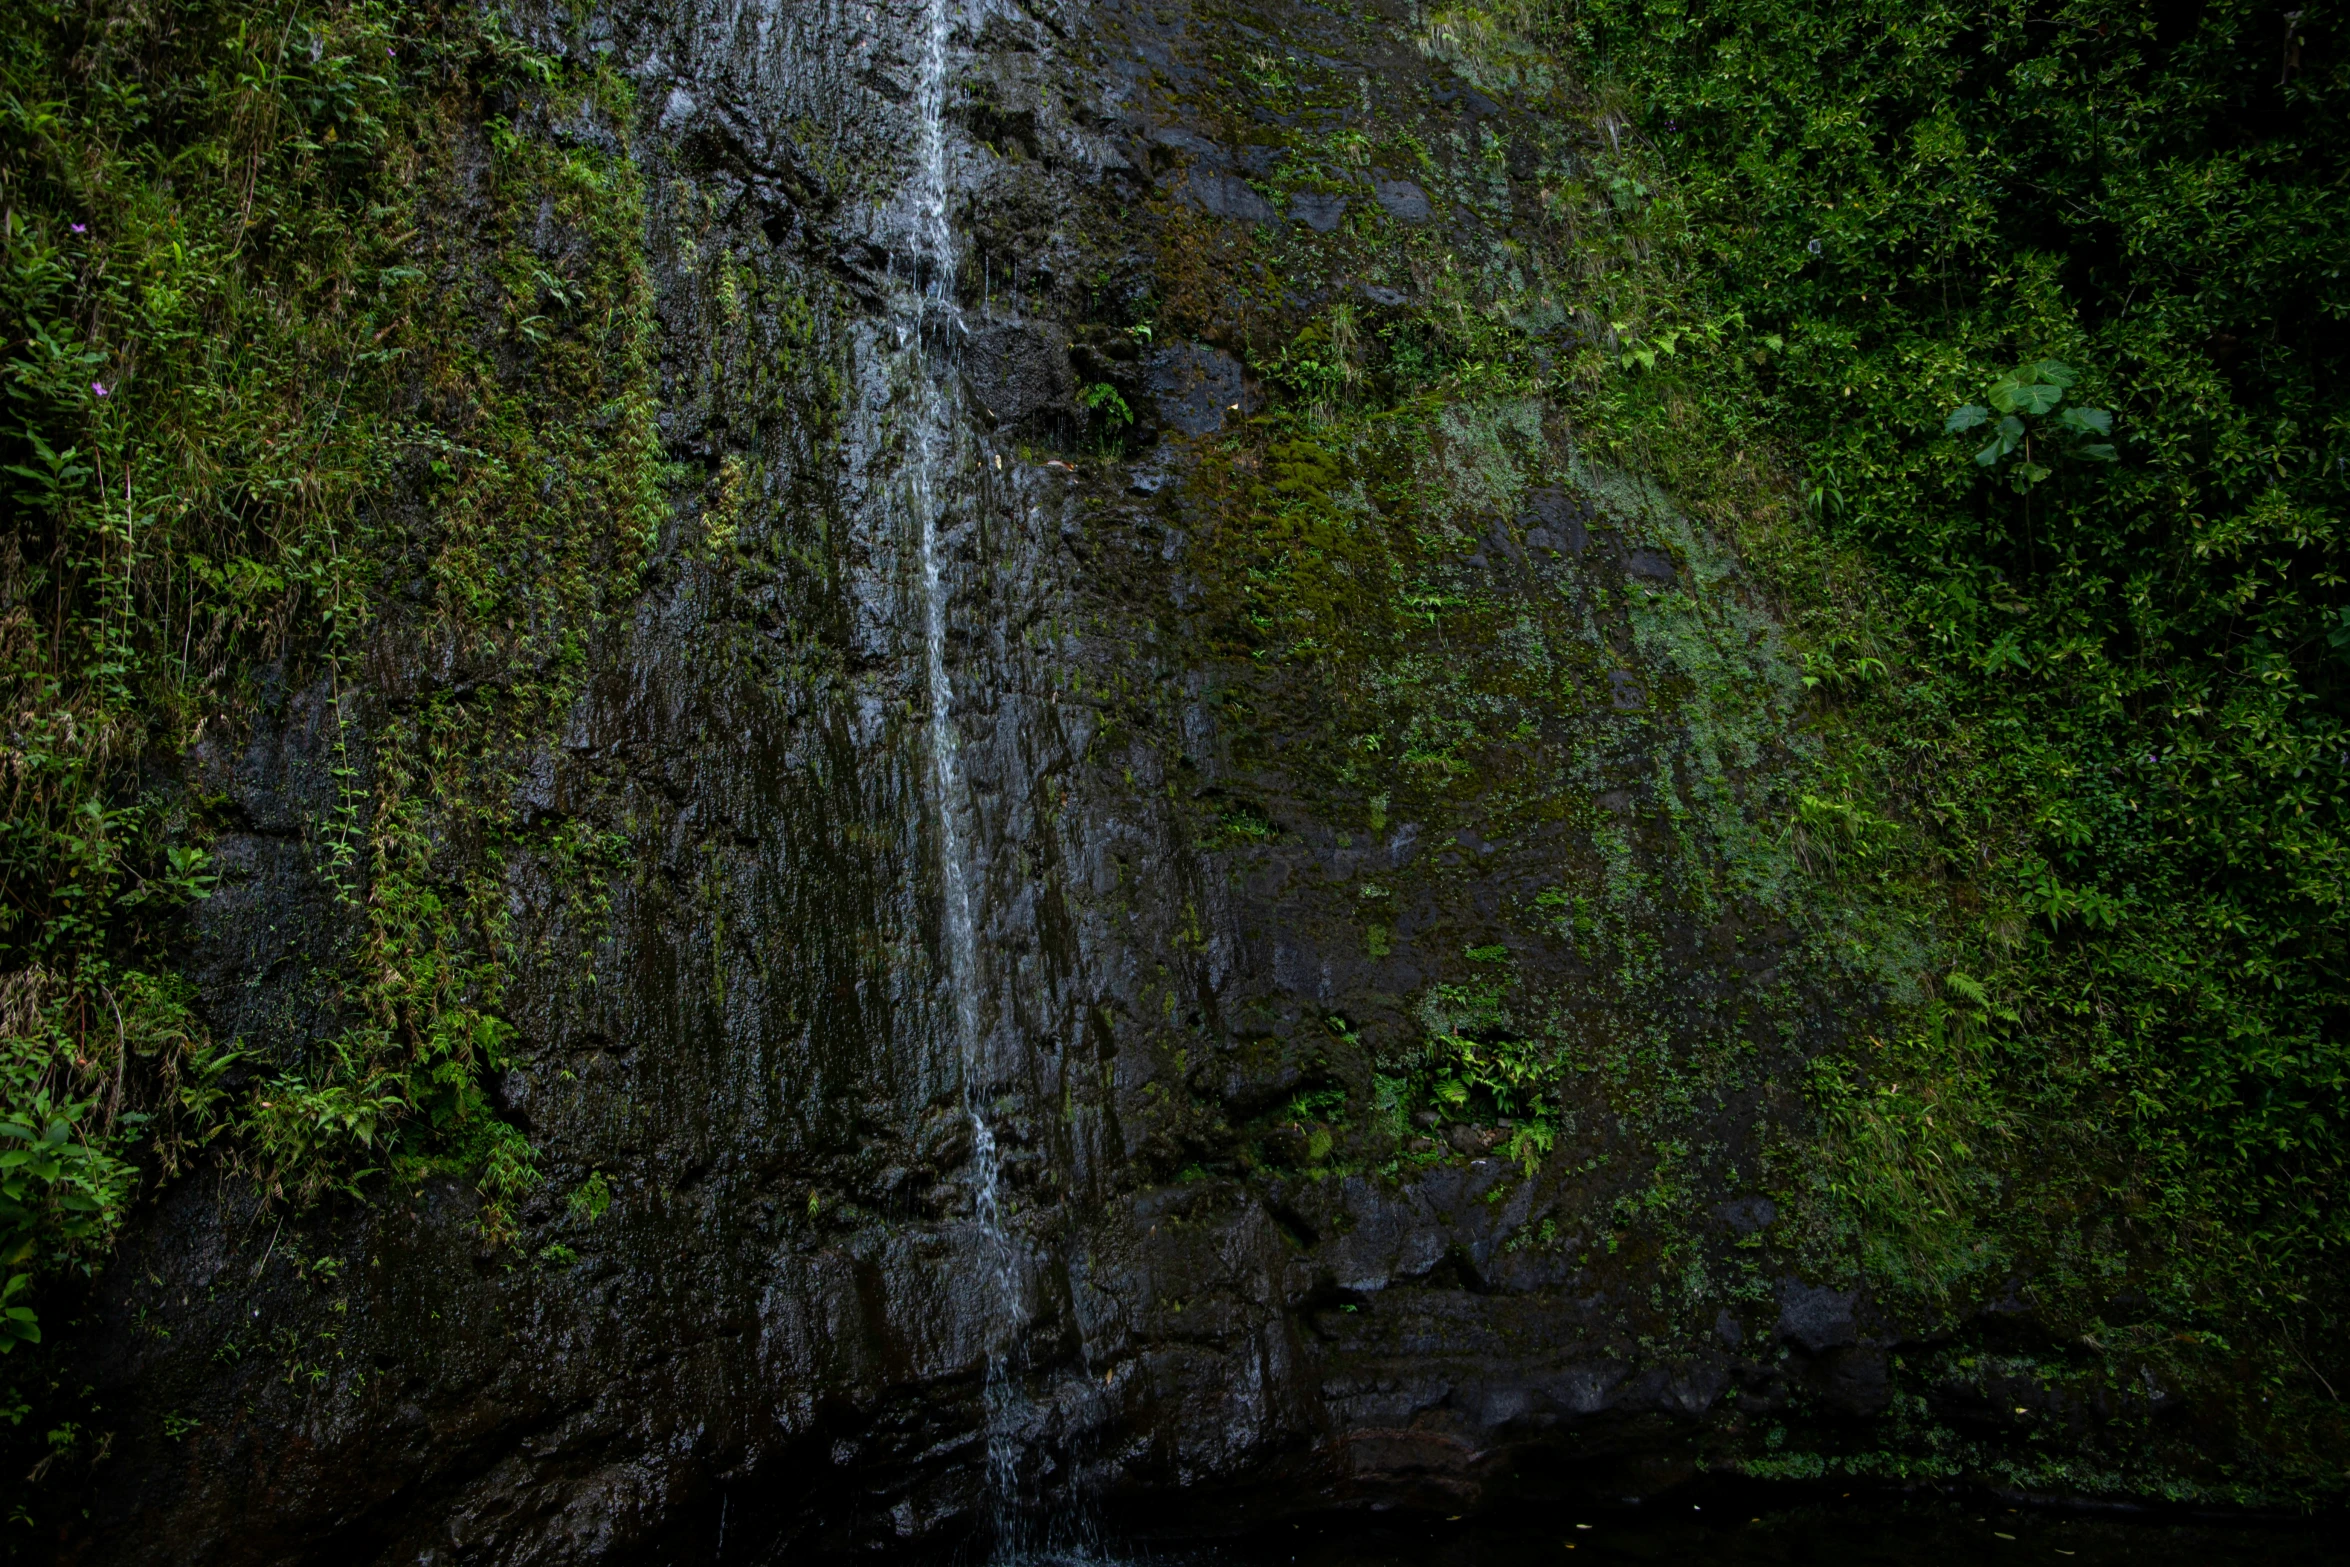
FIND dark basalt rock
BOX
[1185,171,1280,224]
[1626,548,1679,584]
[1776,1279,1861,1354]
[1289,192,1348,232]
[964,318,1075,428]
[1372,178,1431,223]
[1146,343,1255,436]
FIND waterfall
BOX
[896,0,1030,1549]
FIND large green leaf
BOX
[1990,378,2065,416]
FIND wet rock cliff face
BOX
[61,1,1997,1560]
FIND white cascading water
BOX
[896,0,1030,1549]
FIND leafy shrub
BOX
[1560,0,2345,1352]
[0,0,656,1418]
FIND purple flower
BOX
[70,222,85,233]
[92,381,107,397]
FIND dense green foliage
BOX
[1147,4,2345,1457]
[1,0,404,1398]
[1554,0,2344,1390]
[0,0,655,1439]
[1186,0,2347,1481]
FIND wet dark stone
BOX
[1148,342,1254,435]
[1627,547,1678,583]
[1374,178,1431,222]
[1518,487,1591,554]
[1187,171,1278,224]
[1289,192,1347,231]
[963,317,1073,426]
[1444,1123,1495,1157]
[1777,1278,1861,1352]
[1808,1345,1895,1417]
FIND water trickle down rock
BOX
[894,0,1045,1547]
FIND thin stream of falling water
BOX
[898,0,1029,1550]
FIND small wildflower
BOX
[92,381,108,397]
[70,222,86,233]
